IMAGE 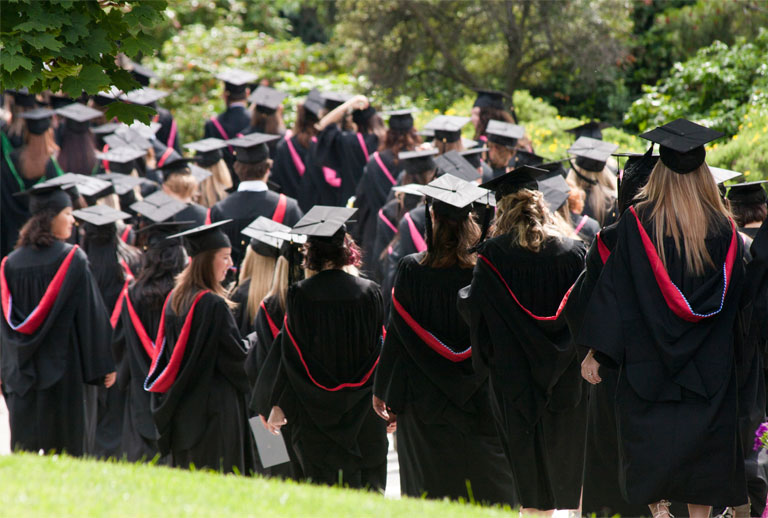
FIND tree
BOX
[332,0,629,108]
[1,0,168,123]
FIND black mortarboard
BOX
[303,88,325,118]
[185,138,227,167]
[514,150,545,167]
[130,190,187,223]
[434,151,481,182]
[248,86,287,114]
[7,88,37,108]
[384,109,415,132]
[566,121,611,140]
[40,173,114,204]
[73,205,130,226]
[473,88,507,110]
[167,220,232,257]
[20,108,54,135]
[125,59,157,87]
[424,115,470,144]
[159,156,212,183]
[292,206,357,244]
[189,163,213,183]
[568,136,618,172]
[399,148,438,176]
[91,121,123,136]
[241,216,290,258]
[480,165,545,201]
[96,147,146,174]
[216,69,258,95]
[391,183,425,197]
[125,87,168,106]
[421,174,489,218]
[135,221,193,250]
[95,172,152,196]
[14,184,73,215]
[92,87,125,106]
[537,170,571,211]
[56,103,101,133]
[639,118,723,175]
[459,147,487,169]
[352,106,376,127]
[709,166,742,185]
[49,93,74,110]
[618,149,657,215]
[485,120,524,149]
[727,180,768,206]
[228,133,280,164]
[323,91,352,111]
[111,126,153,151]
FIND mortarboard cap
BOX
[56,103,102,133]
[485,120,524,149]
[709,166,742,185]
[292,206,357,244]
[92,87,125,107]
[420,174,489,221]
[480,165,546,201]
[91,121,123,136]
[434,151,481,182]
[185,138,228,167]
[40,173,114,204]
[96,146,146,174]
[73,205,130,227]
[189,163,213,183]
[130,190,187,223]
[123,58,157,86]
[323,91,352,111]
[7,88,37,108]
[14,183,73,215]
[135,221,193,250]
[216,69,258,95]
[566,121,611,140]
[241,216,290,258]
[49,93,74,110]
[536,170,571,211]
[384,109,415,132]
[167,220,232,257]
[112,126,153,151]
[228,133,280,164]
[248,86,287,114]
[303,88,325,118]
[399,148,438,176]
[20,108,54,135]
[95,172,153,196]
[473,88,507,111]
[459,147,487,169]
[391,183,426,197]
[726,180,768,206]
[124,87,168,106]
[639,118,723,175]
[352,106,376,127]
[568,136,618,172]
[424,115,470,144]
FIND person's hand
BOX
[104,372,117,388]
[351,95,369,111]
[372,395,397,432]
[262,406,287,436]
[581,350,602,385]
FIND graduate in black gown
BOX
[566,136,619,227]
[1,108,65,257]
[253,206,388,490]
[185,138,232,208]
[458,166,587,512]
[352,109,420,261]
[371,184,424,284]
[115,221,187,463]
[1,185,115,456]
[298,94,381,210]
[75,205,142,459]
[157,156,209,227]
[578,120,748,518]
[373,174,517,505]
[270,92,322,200]
[145,220,256,474]
[727,180,768,247]
[243,86,287,159]
[53,103,102,176]
[209,133,303,268]
[483,120,525,182]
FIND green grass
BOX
[0,453,515,517]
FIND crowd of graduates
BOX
[2,59,768,518]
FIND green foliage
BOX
[625,29,768,135]
[0,453,515,518]
[0,0,167,124]
[707,106,768,180]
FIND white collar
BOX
[237,180,268,192]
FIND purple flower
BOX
[754,421,768,451]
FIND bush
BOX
[707,106,768,181]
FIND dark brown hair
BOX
[303,233,361,272]
[234,158,272,182]
[379,127,421,162]
[420,211,480,269]
[730,202,767,228]
[291,103,319,149]
[57,130,97,175]
[16,208,59,249]
[250,110,285,135]
[171,248,234,314]
[473,108,515,140]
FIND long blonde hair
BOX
[636,161,732,275]
[171,248,235,314]
[493,189,571,252]
[163,173,197,201]
[567,164,617,225]
[238,246,277,322]
[197,159,232,207]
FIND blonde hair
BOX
[433,139,464,155]
[567,164,617,225]
[197,160,233,208]
[492,189,571,252]
[171,248,235,314]
[265,256,291,312]
[636,161,732,275]
[163,173,197,201]
[238,246,277,322]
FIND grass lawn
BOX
[0,453,515,517]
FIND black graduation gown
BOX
[381,205,427,313]
[203,104,251,185]
[374,254,517,505]
[174,202,207,229]
[570,211,600,245]
[582,189,617,227]
[252,270,388,490]
[271,135,308,200]
[1,152,61,258]
[577,207,748,507]
[0,242,114,456]
[209,190,302,268]
[155,107,181,153]
[147,291,256,474]
[457,233,588,509]
[370,199,400,282]
[113,284,166,463]
[230,279,254,337]
[353,149,399,259]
